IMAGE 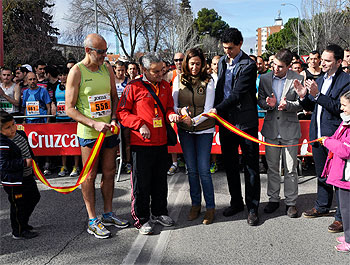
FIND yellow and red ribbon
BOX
[203,112,321,147]
[32,124,120,194]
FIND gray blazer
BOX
[257,70,304,140]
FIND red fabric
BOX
[116,78,175,146]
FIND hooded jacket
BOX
[322,113,350,190]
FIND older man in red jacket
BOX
[117,52,180,235]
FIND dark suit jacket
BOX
[214,51,258,130]
[299,67,350,141]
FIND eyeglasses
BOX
[174,59,183,62]
[342,66,350,70]
[88,47,108,54]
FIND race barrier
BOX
[17,119,313,157]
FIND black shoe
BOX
[286,205,298,218]
[247,212,259,226]
[12,230,38,240]
[223,205,244,217]
[264,202,280,213]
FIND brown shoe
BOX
[302,208,329,218]
[188,206,201,221]
[286,206,298,218]
[202,209,215,225]
[328,220,343,233]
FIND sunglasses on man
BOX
[89,47,108,54]
[174,59,183,62]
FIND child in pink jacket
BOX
[321,90,350,252]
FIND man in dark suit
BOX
[295,44,350,233]
[258,49,304,218]
[209,28,260,226]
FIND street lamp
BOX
[281,3,300,55]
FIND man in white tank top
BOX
[0,68,20,115]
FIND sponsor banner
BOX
[17,123,81,156]
[18,120,312,156]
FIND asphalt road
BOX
[1,167,349,264]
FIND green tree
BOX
[194,8,229,39]
[3,0,62,68]
[265,18,298,55]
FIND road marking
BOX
[121,173,187,265]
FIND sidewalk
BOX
[0,169,348,264]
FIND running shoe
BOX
[125,163,132,174]
[210,162,218,174]
[58,166,68,177]
[150,215,175,227]
[138,221,153,235]
[70,166,80,177]
[167,164,179,176]
[87,219,111,239]
[101,212,130,228]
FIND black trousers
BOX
[3,175,41,236]
[219,125,260,212]
[312,143,341,221]
[131,145,169,228]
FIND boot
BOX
[203,208,215,225]
[188,206,201,221]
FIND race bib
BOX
[88,93,111,118]
[153,117,163,128]
[26,101,40,115]
[56,101,66,116]
[0,100,13,112]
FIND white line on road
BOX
[121,173,187,265]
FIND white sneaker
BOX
[167,164,178,176]
[138,221,153,235]
[87,219,111,239]
[150,215,174,227]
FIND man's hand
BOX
[169,114,180,123]
[266,93,277,108]
[305,79,319,97]
[139,124,151,139]
[294,80,307,99]
[92,121,112,133]
[208,108,217,114]
[278,97,287,111]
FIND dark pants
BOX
[131,145,169,228]
[3,175,41,236]
[339,188,350,243]
[219,125,260,213]
[312,144,341,221]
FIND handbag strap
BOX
[141,80,167,120]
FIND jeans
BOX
[178,128,215,209]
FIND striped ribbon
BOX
[203,112,321,147]
[32,124,120,194]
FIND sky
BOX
[52,0,303,54]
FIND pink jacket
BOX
[322,121,350,190]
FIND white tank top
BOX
[0,82,19,113]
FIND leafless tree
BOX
[300,0,350,52]
[66,0,153,59]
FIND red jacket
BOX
[116,77,175,146]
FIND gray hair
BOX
[83,33,106,48]
[141,52,163,70]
